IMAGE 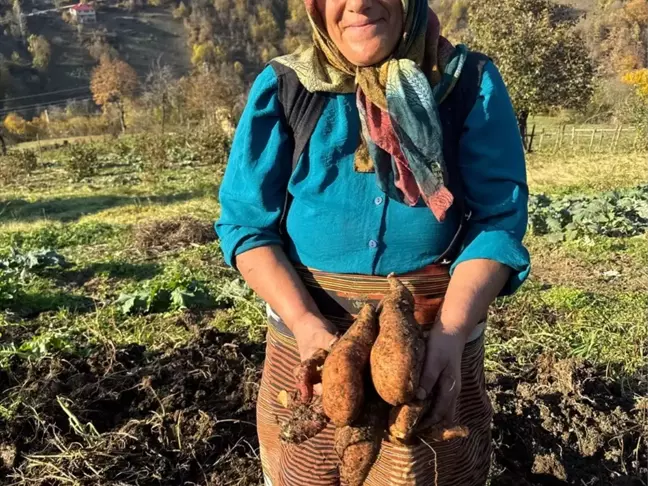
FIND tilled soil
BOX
[489,355,647,485]
[0,329,264,485]
[0,330,645,485]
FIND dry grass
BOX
[526,153,648,195]
[133,216,217,253]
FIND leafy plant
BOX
[0,248,67,309]
[0,248,68,280]
[115,277,211,314]
[62,143,100,180]
[529,185,648,242]
[0,150,38,183]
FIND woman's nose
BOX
[345,0,374,14]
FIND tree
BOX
[190,41,223,67]
[467,0,593,145]
[90,56,139,132]
[3,112,28,135]
[143,59,178,132]
[27,35,51,70]
[172,1,189,18]
[622,68,648,100]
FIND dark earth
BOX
[0,328,645,485]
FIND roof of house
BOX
[71,4,95,12]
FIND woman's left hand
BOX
[415,324,466,428]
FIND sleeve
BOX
[215,65,293,268]
[450,60,531,296]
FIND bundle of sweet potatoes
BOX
[277,275,468,486]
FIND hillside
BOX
[0,1,190,118]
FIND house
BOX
[69,3,96,24]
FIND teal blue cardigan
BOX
[216,62,530,295]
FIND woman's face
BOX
[315,0,404,67]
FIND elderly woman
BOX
[216,0,530,484]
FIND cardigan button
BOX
[368,240,378,249]
[374,196,383,205]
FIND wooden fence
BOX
[524,125,644,154]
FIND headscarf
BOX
[274,0,468,221]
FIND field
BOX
[0,139,647,485]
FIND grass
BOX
[1,137,646,375]
[1,131,647,485]
[526,153,648,196]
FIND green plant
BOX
[0,248,68,279]
[0,150,38,183]
[62,143,100,180]
[115,271,212,315]
[14,149,38,173]
[529,185,648,242]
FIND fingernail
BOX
[416,387,427,400]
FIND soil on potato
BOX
[0,330,645,486]
[0,328,264,485]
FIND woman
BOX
[216,0,530,484]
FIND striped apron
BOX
[256,265,492,486]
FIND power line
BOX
[1,86,91,103]
[0,97,94,116]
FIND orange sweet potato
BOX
[322,303,378,426]
[388,399,470,444]
[294,348,329,404]
[370,275,425,406]
[388,399,431,442]
[334,399,387,486]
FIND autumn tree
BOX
[467,0,593,144]
[580,0,648,76]
[3,112,28,136]
[90,56,139,132]
[28,35,51,70]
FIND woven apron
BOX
[256,265,492,486]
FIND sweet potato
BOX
[389,399,470,444]
[388,399,431,442]
[334,399,387,486]
[278,392,329,444]
[295,348,329,404]
[370,275,425,406]
[322,303,378,426]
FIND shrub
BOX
[62,143,99,180]
[0,150,38,183]
[14,150,38,173]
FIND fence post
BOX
[527,123,536,153]
[589,129,597,153]
[611,125,622,153]
[538,129,545,150]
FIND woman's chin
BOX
[340,41,391,67]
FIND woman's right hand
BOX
[290,312,338,398]
[291,312,338,362]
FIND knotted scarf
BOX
[274,0,467,221]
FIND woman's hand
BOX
[416,325,466,428]
[290,312,338,398]
[292,312,339,362]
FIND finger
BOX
[416,356,443,400]
[421,372,460,429]
[313,383,323,396]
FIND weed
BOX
[0,221,122,252]
[62,143,100,180]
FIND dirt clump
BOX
[488,355,647,485]
[134,216,217,253]
[0,328,264,485]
